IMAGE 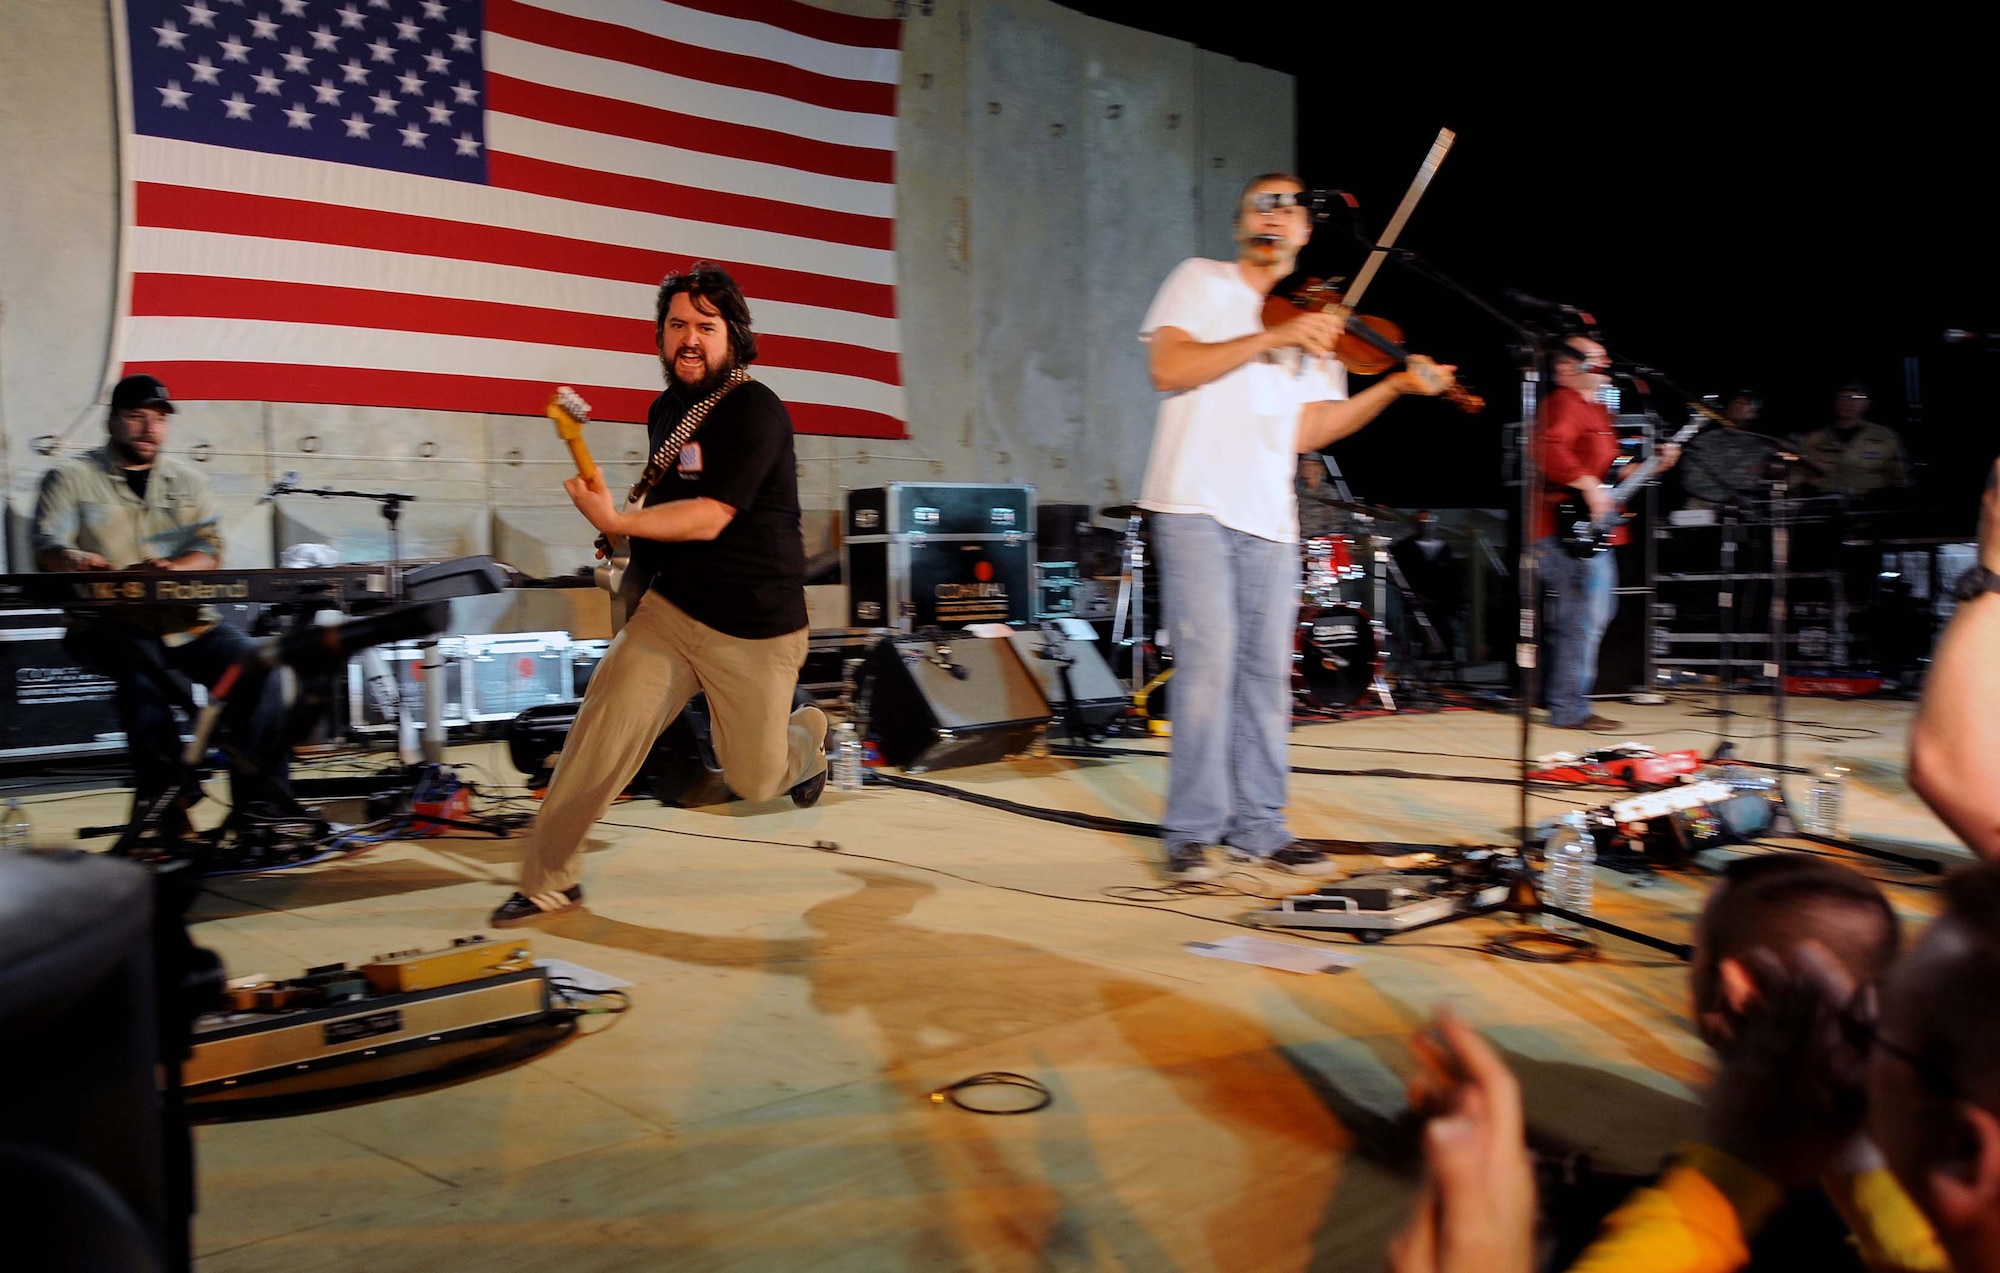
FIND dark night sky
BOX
[1054,8,1996,531]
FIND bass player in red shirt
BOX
[1534,336,1678,731]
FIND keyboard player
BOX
[30,374,292,837]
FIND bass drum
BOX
[1294,603,1378,710]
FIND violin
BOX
[1262,276,1485,414]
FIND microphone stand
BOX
[1319,234,1554,863]
[273,485,440,758]
[277,485,419,599]
[1308,222,1562,891]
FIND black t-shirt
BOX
[633,379,807,640]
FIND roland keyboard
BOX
[0,555,509,611]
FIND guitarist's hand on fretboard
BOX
[1658,442,1682,471]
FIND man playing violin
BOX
[1535,337,1677,732]
[1138,172,1457,881]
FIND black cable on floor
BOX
[1049,744,1603,805]
[866,770,1165,838]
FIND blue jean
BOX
[1536,537,1618,727]
[1153,513,1297,856]
[65,620,293,819]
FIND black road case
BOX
[843,483,1034,629]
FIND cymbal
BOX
[1097,503,1151,521]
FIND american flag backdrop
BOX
[113,0,905,437]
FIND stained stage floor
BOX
[17,692,1966,1271]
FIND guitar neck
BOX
[562,435,598,481]
[1606,419,1703,509]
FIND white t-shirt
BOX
[1136,257,1347,543]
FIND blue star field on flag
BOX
[126,0,487,182]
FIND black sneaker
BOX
[790,706,831,808]
[1230,842,1343,878]
[1164,843,1217,882]
[490,884,583,927]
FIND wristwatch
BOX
[1954,565,2000,602]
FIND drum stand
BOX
[1383,546,1454,698]
[1356,516,1397,711]
[1109,510,1149,696]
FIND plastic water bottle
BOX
[1541,812,1595,933]
[0,798,32,851]
[1807,764,1850,836]
[833,722,864,792]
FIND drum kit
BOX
[1091,496,1429,717]
[1296,498,1401,714]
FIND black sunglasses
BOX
[1251,191,1308,213]
[1848,1012,1957,1099]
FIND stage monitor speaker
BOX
[0,853,171,1269]
[1006,628,1127,735]
[505,688,817,806]
[860,634,1051,772]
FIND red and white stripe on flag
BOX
[114,0,905,437]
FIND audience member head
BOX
[1720,389,1759,427]
[1690,854,1900,1044]
[1870,862,2000,1271]
[1833,382,1871,428]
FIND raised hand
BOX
[1390,1005,1536,1273]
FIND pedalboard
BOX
[1246,872,1510,935]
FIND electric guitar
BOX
[544,387,641,611]
[544,385,598,481]
[1555,417,1702,558]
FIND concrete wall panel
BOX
[1,0,1291,599]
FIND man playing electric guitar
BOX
[490,263,830,927]
[1534,336,1678,732]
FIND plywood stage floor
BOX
[17,692,1970,1271]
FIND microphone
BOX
[1612,356,1670,379]
[256,470,300,504]
[1944,328,2000,344]
[1505,289,1579,314]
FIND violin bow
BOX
[1339,127,1456,312]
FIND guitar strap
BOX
[627,366,753,507]
[599,368,752,604]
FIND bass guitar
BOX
[1555,416,1702,557]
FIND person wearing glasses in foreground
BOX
[1390,862,2000,1273]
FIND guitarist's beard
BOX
[664,347,737,400]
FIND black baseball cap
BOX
[109,374,175,414]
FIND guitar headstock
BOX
[545,386,592,441]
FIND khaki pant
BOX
[518,592,823,897]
